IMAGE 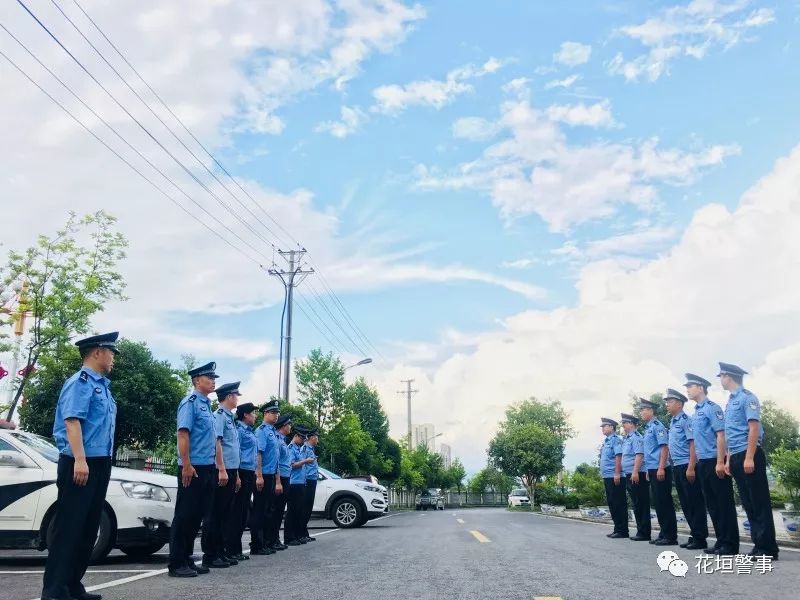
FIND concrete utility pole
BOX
[397,379,418,451]
[1,279,29,420]
[269,249,313,403]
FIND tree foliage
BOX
[447,457,466,493]
[294,349,346,432]
[467,466,515,495]
[344,377,389,443]
[761,400,800,458]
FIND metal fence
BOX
[388,488,507,508]
[114,449,171,474]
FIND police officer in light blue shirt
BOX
[203,381,242,568]
[286,428,314,545]
[684,372,738,555]
[42,332,119,600]
[300,429,320,542]
[267,414,293,549]
[599,417,628,538]
[639,397,677,545]
[168,361,221,578]
[250,399,281,555]
[620,413,650,541]
[719,362,778,559]
[665,388,707,550]
[225,402,257,561]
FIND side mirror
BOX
[0,450,30,467]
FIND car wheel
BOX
[46,506,114,563]
[331,497,363,529]
[415,505,421,510]
[120,543,164,558]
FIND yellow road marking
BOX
[470,529,491,543]
[457,518,465,524]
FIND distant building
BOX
[439,443,452,469]
[413,423,436,450]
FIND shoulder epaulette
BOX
[79,371,89,382]
[189,394,197,401]
[216,408,223,414]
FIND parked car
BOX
[415,488,445,511]
[508,488,530,507]
[345,474,389,511]
[0,429,176,562]
[311,467,388,527]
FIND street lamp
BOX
[345,358,373,370]
[424,433,443,451]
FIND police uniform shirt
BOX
[215,406,240,470]
[668,411,692,466]
[176,391,216,466]
[288,442,307,484]
[304,443,318,481]
[255,423,280,475]
[621,430,645,476]
[600,433,623,478]
[643,418,669,471]
[237,422,257,470]
[52,367,117,458]
[724,388,764,455]
[278,438,291,478]
[691,398,725,459]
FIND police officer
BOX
[225,402,257,561]
[620,413,650,541]
[203,381,241,568]
[287,428,314,546]
[42,332,119,600]
[719,363,779,559]
[665,388,708,550]
[267,414,293,550]
[300,428,320,542]
[639,397,678,546]
[251,399,281,555]
[599,417,628,538]
[168,361,220,578]
[684,372,739,556]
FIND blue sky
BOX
[2,0,800,471]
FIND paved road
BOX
[2,509,798,599]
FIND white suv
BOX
[310,467,387,528]
[0,429,176,562]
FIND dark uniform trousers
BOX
[286,483,306,542]
[673,463,708,543]
[729,447,778,554]
[203,467,237,562]
[625,472,651,538]
[648,468,677,541]
[301,479,318,539]
[696,457,738,551]
[602,477,629,535]
[267,476,290,545]
[225,468,254,556]
[168,464,215,570]
[249,473,275,551]
[42,456,111,600]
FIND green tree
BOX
[319,413,380,476]
[467,467,514,495]
[761,400,800,458]
[447,457,466,493]
[570,463,606,506]
[395,444,424,491]
[20,339,186,459]
[294,349,346,432]
[771,446,800,504]
[629,392,669,429]
[488,398,574,504]
[378,437,402,483]
[344,377,389,443]
[1,212,127,420]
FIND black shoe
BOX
[305,536,316,542]
[648,539,657,544]
[630,535,651,541]
[72,593,102,600]
[679,541,690,548]
[710,546,737,556]
[271,542,287,551]
[609,532,629,539]
[224,556,238,565]
[168,566,198,578]
[250,547,275,555]
[654,538,679,546]
[685,540,708,550]
[748,548,779,560]
[230,553,249,561]
[287,540,303,546]
[202,558,230,568]
[187,562,210,575]
[606,532,615,538]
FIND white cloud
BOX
[501,258,538,270]
[416,98,739,232]
[377,146,800,470]
[608,0,775,82]
[315,105,367,138]
[545,100,616,128]
[452,116,500,141]
[372,57,506,114]
[544,74,581,90]
[553,41,592,66]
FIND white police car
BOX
[310,467,387,528]
[0,429,176,562]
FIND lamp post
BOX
[424,432,443,451]
[345,358,373,370]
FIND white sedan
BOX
[507,488,530,507]
[0,429,176,562]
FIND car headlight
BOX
[120,481,170,502]
[355,482,382,493]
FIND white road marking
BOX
[2,569,154,574]
[457,518,465,524]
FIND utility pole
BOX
[397,379,418,451]
[269,249,313,403]
[1,278,30,420]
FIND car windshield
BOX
[318,466,341,480]
[10,432,60,463]
[427,489,439,494]
[512,489,527,496]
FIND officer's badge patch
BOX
[715,409,724,420]
[749,400,757,410]
[189,394,197,401]
[79,371,88,382]
[657,430,667,439]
